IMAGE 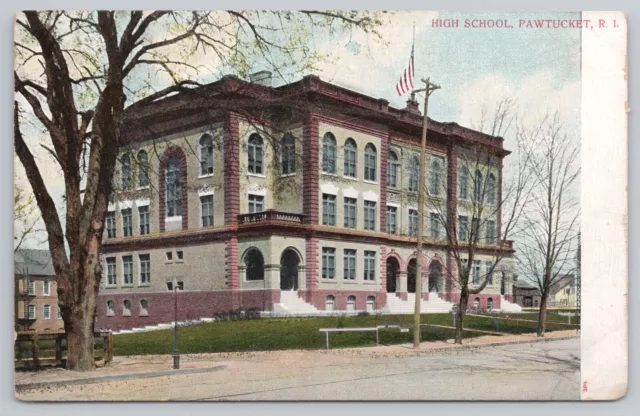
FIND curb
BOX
[15,365,226,391]
[406,335,580,356]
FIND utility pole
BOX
[413,77,441,349]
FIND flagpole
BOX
[413,77,440,349]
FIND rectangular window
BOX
[322,248,336,279]
[472,260,481,284]
[386,206,397,233]
[485,261,493,285]
[27,279,34,295]
[408,209,418,237]
[57,305,62,319]
[472,217,480,243]
[343,249,356,280]
[139,254,151,284]
[122,255,133,285]
[364,201,376,231]
[106,257,116,286]
[138,206,149,235]
[322,194,336,226]
[430,213,441,239]
[364,251,376,281]
[122,208,132,237]
[28,304,35,320]
[43,279,50,296]
[106,211,116,238]
[458,215,468,242]
[200,195,214,226]
[343,197,357,228]
[460,168,469,200]
[43,304,50,319]
[248,194,264,213]
[344,147,356,178]
[486,220,496,243]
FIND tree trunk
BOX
[536,291,549,337]
[455,289,469,344]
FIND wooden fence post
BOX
[55,334,63,365]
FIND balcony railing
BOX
[238,209,305,226]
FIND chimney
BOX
[249,70,273,87]
[405,93,421,115]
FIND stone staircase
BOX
[499,295,523,312]
[271,290,320,316]
[384,292,454,314]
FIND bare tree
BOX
[14,184,42,253]
[14,10,386,371]
[516,113,580,336]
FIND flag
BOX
[395,46,415,97]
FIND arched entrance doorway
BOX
[386,257,399,293]
[280,249,300,290]
[428,261,443,293]
[407,259,417,293]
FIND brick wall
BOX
[224,112,240,226]
[302,114,319,224]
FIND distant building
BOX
[512,280,541,308]
[14,249,64,332]
[512,274,576,308]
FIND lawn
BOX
[113,313,575,356]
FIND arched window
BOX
[364,144,377,181]
[486,174,496,204]
[322,132,337,174]
[472,297,480,309]
[140,299,149,316]
[487,298,493,310]
[344,138,357,177]
[387,150,399,188]
[106,300,115,316]
[200,134,213,175]
[428,156,444,196]
[346,295,356,311]
[281,133,296,174]
[165,156,182,217]
[123,299,132,316]
[248,134,264,174]
[121,153,132,190]
[138,150,149,187]
[325,295,335,311]
[459,166,469,200]
[366,296,376,312]
[474,170,483,202]
[244,248,265,281]
[408,155,420,192]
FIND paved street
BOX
[17,338,580,401]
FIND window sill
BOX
[362,180,378,185]
[121,284,134,288]
[342,280,358,284]
[280,172,297,178]
[321,172,338,177]
[321,279,337,284]
[363,281,378,285]
[106,312,115,317]
[166,216,182,223]
[342,175,358,181]
[136,186,150,191]
[244,279,265,283]
[138,283,151,288]
[247,173,266,179]
[198,173,214,179]
[104,285,118,289]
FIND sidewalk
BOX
[15,329,578,390]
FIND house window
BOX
[474,170,483,202]
[430,212,441,239]
[408,209,418,236]
[322,247,336,279]
[43,304,50,319]
[123,299,132,316]
[122,208,132,237]
[344,138,357,178]
[28,304,35,319]
[121,153,132,190]
[106,211,116,238]
[364,201,376,231]
[408,155,420,192]
[472,260,481,284]
[487,298,494,310]
[200,134,214,175]
[386,206,397,233]
[244,248,264,281]
[322,194,336,226]
[458,215,468,242]
[106,257,116,285]
[106,300,115,316]
[166,252,173,261]
[486,220,496,243]
[122,255,133,285]
[281,133,296,174]
[176,250,183,261]
[460,166,469,200]
[43,279,50,296]
[139,254,150,284]
[534,299,539,307]
[366,296,376,312]
[343,197,357,228]
[325,295,335,311]
[322,132,337,174]
[165,156,182,217]
[343,249,356,280]
[248,194,264,213]
[28,279,35,295]
[57,305,62,319]
[485,261,493,285]
[473,297,480,309]
[486,174,496,204]
[138,206,149,235]
[346,296,356,311]
[364,251,376,281]
[140,299,149,316]
[364,143,377,181]
[200,195,214,226]
[428,156,444,196]
[247,133,264,174]
[138,150,149,187]
[387,150,399,188]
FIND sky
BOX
[14,11,582,250]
